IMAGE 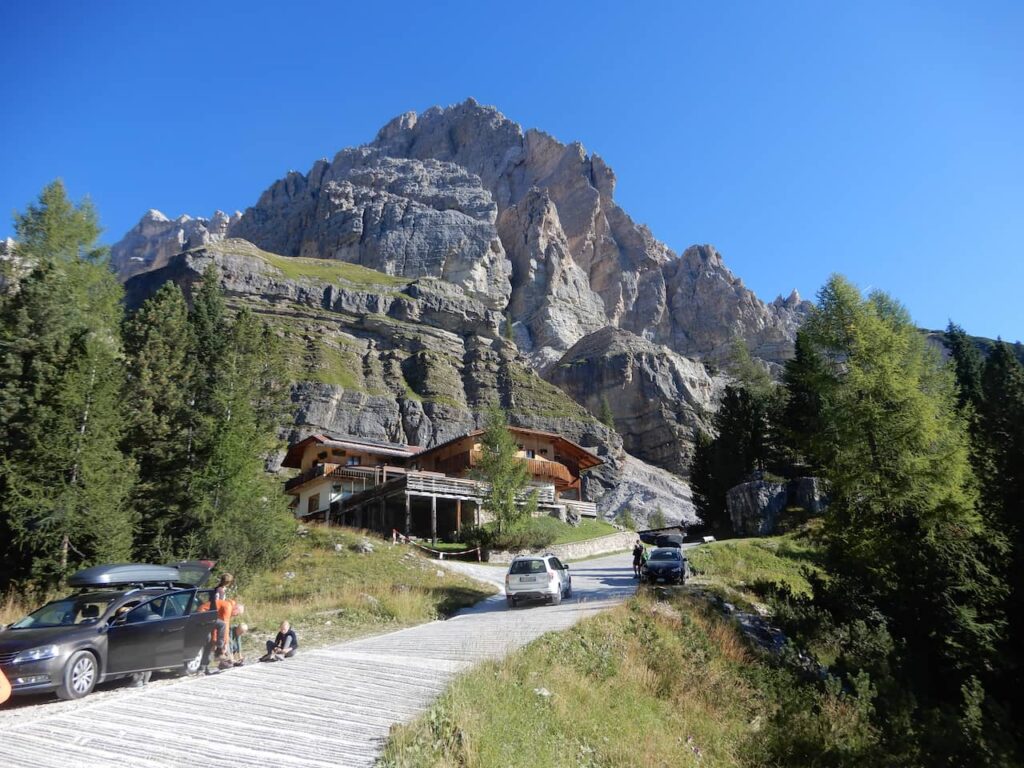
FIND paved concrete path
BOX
[0,551,636,768]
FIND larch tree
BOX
[0,181,136,585]
[801,275,1009,764]
[473,407,536,535]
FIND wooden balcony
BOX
[434,450,574,486]
[284,462,332,492]
[286,463,411,493]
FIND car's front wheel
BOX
[56,650,98,700]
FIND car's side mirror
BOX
[564,564,570,570]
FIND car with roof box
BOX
[504,553,572,607]
[0,561,218,700]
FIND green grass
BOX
[686,525,824,606]
[550,518,618,545]
[233,525,494,656]
[210,238,410,289]
[380,589,868,768]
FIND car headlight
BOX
[12,644,60,664]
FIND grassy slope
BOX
[551,518,618,545]
[234,526,494,655]
[686,526,824,610]
[427,519,620,553]
[212,238,410,290]
[380,528,859,768]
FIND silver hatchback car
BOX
[504,554,572,608]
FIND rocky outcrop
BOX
[230,153,511,310]
[0,237,25,293]
[365,100,812,363]
[726,475,828,536]
[112,209,239,279]
[549,327,723,475]
[585,451,698,529]
[727,479,788,537]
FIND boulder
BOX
[727,479,788,537]
[726,475,829,536]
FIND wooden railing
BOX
[525,458,573,484]
[284,463,331,492]
[561,499,598,518]
[433,450,573,485]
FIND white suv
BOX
[504,554,572,608]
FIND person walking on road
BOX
[632,540,645,578]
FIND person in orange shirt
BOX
[0,666,11,705]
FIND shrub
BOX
[461,516,561,552]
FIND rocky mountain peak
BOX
[112,208,241,279]
[109,101,817,523]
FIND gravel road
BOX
[0,551,636,768]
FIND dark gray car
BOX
[0,561,218,700]
[640,547,688,584]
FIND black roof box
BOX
[68,563,182,588]
[655,533,685,548]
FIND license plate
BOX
[521,576,536,583]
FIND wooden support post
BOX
[431,495,437,545]
[474,501,480,527]
[405,493,412,536]
[456,499,462,534]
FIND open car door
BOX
[165,560,216,588]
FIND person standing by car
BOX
[632,540,645,578]
[0,666,11,705]
[210,573,234,659]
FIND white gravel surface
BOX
[0,551,636,768]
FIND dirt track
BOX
[0,552,636,767]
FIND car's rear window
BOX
[510,559,547,574]
[650,549,682,561]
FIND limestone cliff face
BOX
[112,101,810,370]
[111,209,239,279]
[363,99,811,364]
[548,327,723,476]
[126,244,621,469]
[230,152,511,311]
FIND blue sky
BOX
[2,1,1021,340]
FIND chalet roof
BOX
[282,434,422,468]
[415,426,603,470]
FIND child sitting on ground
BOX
[261,621,299,661]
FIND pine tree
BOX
[975,342,1024,736]
[0,181,136,586]
[473,407,536,535]
[945,322,985,411]
[802,275,1008,762]
[687,385,780,536]
[122,282,197,560]
[190,307,292,577]
[780,330,828,472]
